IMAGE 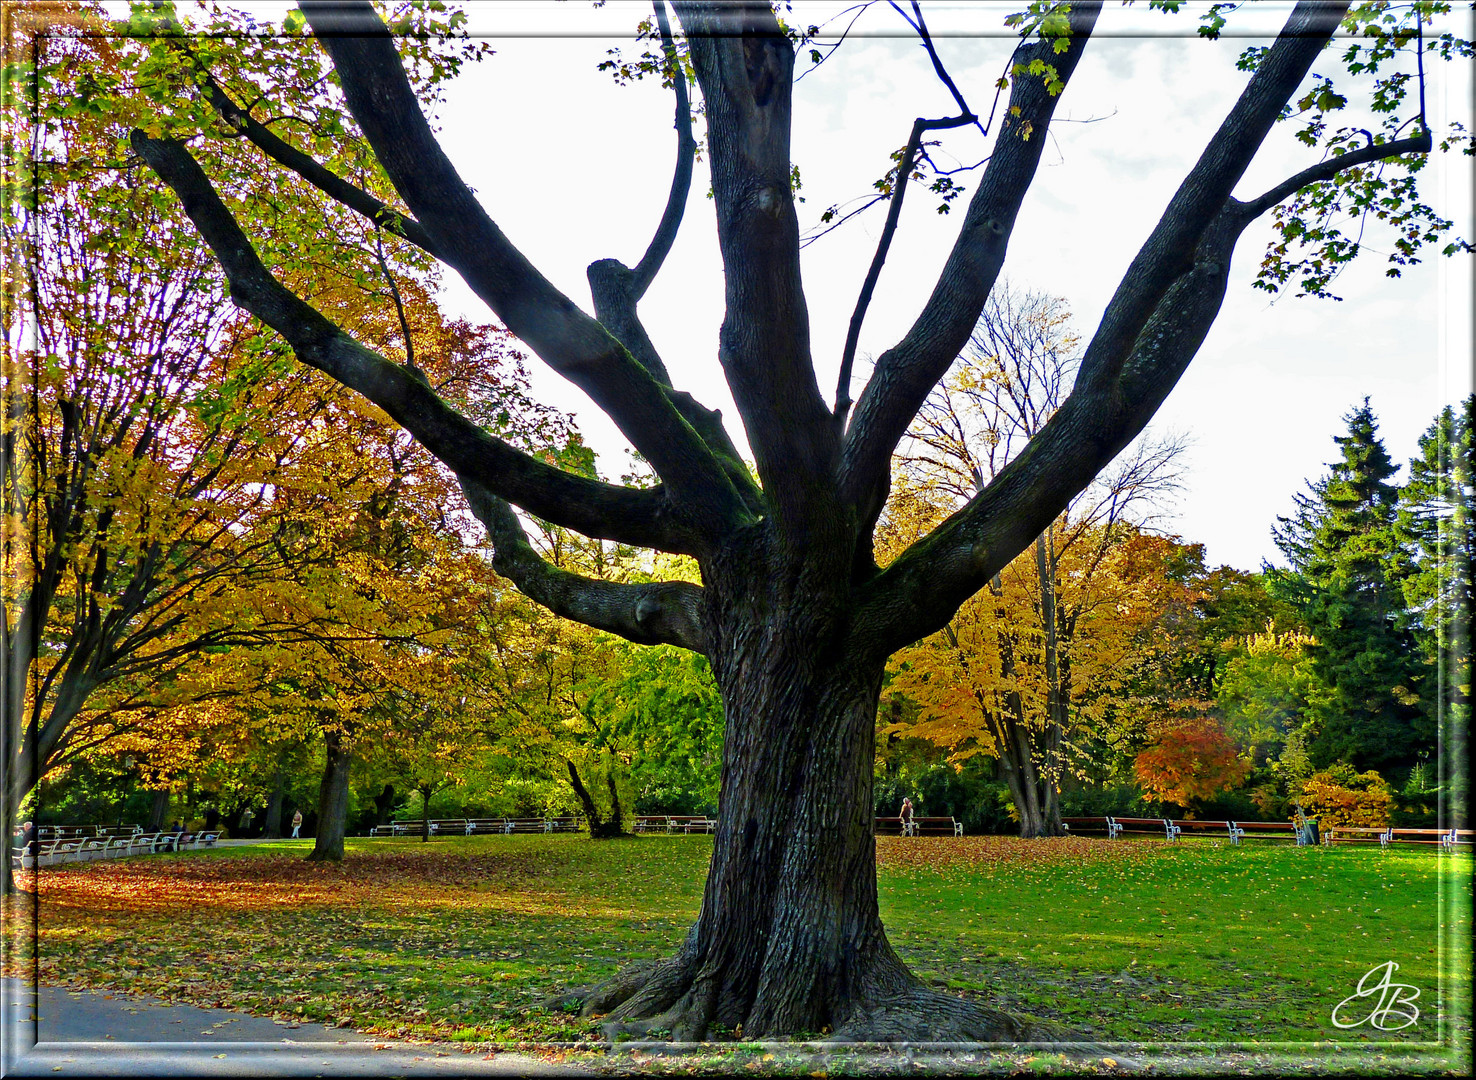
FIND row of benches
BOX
[367,817,584,836]
[634,815,717,833]
[1064,816,1473,850]
[33,824,152,841]
[1323,825,1474,850]
[12,830,220,869]
[367,815,724,836]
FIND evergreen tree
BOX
[1397,396,1473,818]
[1270,400,1429,772]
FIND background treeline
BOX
[874,290,1469,835]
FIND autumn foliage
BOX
[1132,719,1251,812]
[1299,764,1396,827]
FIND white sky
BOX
[211,1,1475,572]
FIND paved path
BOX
[0,980,591,1076]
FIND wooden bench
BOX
[1170,819,1248,845]
[1441,828,1474,851]
[874,816,963,837]
[1324,826,1475,849]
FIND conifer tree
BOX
[1397,396,1473,816]
[1271,400,1429,772]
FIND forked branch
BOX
[459,475,707,653]
[299,1,749,534]
[133,131,694,555]
[839,2,1101,516]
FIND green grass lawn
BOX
[6,833,1469,1072]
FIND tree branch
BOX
[298,1,748,535]
[835,113,975,421]
[630,0,696,298]
[1072,0,1353,397]
[190,62,440,256]
[459,474,707,654]
[838,2,1101,518]
[672,0,838,540]
[855,201,1247,657]
[1238,130,1433,220]
[581,3,762,515]
[132,130,694,555]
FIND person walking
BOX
[899,796,915,837]
[290,809,303,839]
[239,806,255,837]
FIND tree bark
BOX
[306,730,351,862]
[146,789,170,832]
[261,763,286,839]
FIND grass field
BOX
[4,833,1470,1072]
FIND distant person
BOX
[899,796,915,836]
[291,810,303,839]
[239,806,255,836]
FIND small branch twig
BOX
[630,0,695,298]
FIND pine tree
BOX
[1397,396,1473,818]
[1270,400,1429,772]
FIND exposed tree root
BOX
[540,958,1079,1045]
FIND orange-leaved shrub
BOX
[1132,718,1251,813]
[1299,764,1395,827]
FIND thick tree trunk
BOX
[372,783,396,828]
[146,789,170,832]
[261,765,285,839]
[561,574,1054,1042]
[306,732,351,862]
[567,760,625,839]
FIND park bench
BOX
[543,816,582,833]
[1169,819,1247,845]
[463,818,504,835]
[660,815,716,833]
[500,818,548,833]
[1324,826,1472,849]
[634,815,670,833]
[1225,820,1301,842]
[1102,816,1173,839]
[1061,816,1126,838]
[874,816,963,837]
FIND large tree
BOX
[106,0,1465,1043]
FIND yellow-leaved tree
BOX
[882,288,1190,836]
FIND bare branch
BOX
[132,130,695,555]
[190,61,440,256]
[459,475,707,654]
[839,2,1101,518]
[299,1,749,533]
[630,0,696,298]
[834,112,975,421]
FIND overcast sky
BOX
[376,2,1471,571]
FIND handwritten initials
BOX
[1332,961,1420,1031]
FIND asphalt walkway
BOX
[0,979,591,1076]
